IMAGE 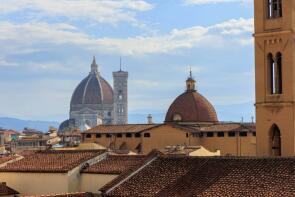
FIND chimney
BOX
[147,114,153,124]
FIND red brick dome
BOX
[165,91,218,123]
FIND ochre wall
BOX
[141,125,189,154]
[196,133,256,156]
[0,172,69,195]
[80,173,118,193]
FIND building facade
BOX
[60,57,128,132]
[254,0,295,156]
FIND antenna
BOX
[189,67,192,78]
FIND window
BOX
[186,133,189,138]
[117,133,122,138]
[267,0,282,19]
[239,132,247,137]
[252,132,256,137]
[199,132,204,138]
[144,133,150,138]
[173,114,182,122]
[268,53,282,95]
[86,134,91,138]
[228,132,236,137]
[96,134,101,138]
[217,132,224,137]
[106,134,112,138]
[126,133,132,138]
[206,132,214,137]
[135,133,141,138]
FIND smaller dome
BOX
[165,71,218,123]
[165,91,218,123]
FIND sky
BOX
[0,0,255,124]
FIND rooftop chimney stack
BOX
[147,114,153,124]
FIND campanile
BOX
[254,0,295,156]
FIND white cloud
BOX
[0,0,153,25]
[0,17,253,63]
[184,0,252,5]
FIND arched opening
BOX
[268,53,275,94]
[267,0,282,19]
[269,124,281,156]
[276,52,282,94]
[268,53,283,94]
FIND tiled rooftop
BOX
[22,192,94,197]
[102,156,295,197]
[84,124,161,134]
[0,183,19,195]
[82,155,146,174]
[0,155,16,165]
[0,150,105,173]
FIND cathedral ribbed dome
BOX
[70,57,114,106]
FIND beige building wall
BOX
[254,0,295,156]
[141,125,189,154]
[0,172,69,195]
[196,134,256,156]
[80,174,118,194]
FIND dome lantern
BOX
[90,56,99,74]
[186,68,196,92]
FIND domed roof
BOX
[70,57,114,106]
[165,72,218,123]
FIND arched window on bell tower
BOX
[267,0,282,19]
[268,52,282,95]
[269,124,281,156]
[276,52,282,94]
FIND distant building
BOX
[59,57,128,132]
[82,72,256,156]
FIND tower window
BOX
[267,0,282,19]
[217,132,224,137]
[228,132,236,137]
[96,134,101,138]
[126,133,132,138]
[86,134,92,138]
[206,132,214,137]
[268,53,283,95]
[144,133,151,138]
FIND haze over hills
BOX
[0,114,165,132]
[0,117,59,132]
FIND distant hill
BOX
[0,113,164,132]
[0,117,59,132]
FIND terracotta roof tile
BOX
[0,150,105,173]
[0,183,19,195]
[84,124,161,134]
[0,156,16,165]
[102,156,295,197]
[23,192,94,197]
[83,155,146,174]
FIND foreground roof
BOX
[0,156,16,165]
[84,124,161,134]
[83,155,146,174]
[23,192,94,197]
[0,183,19,195]
[102,156,295,197]
[0,150,105,173]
